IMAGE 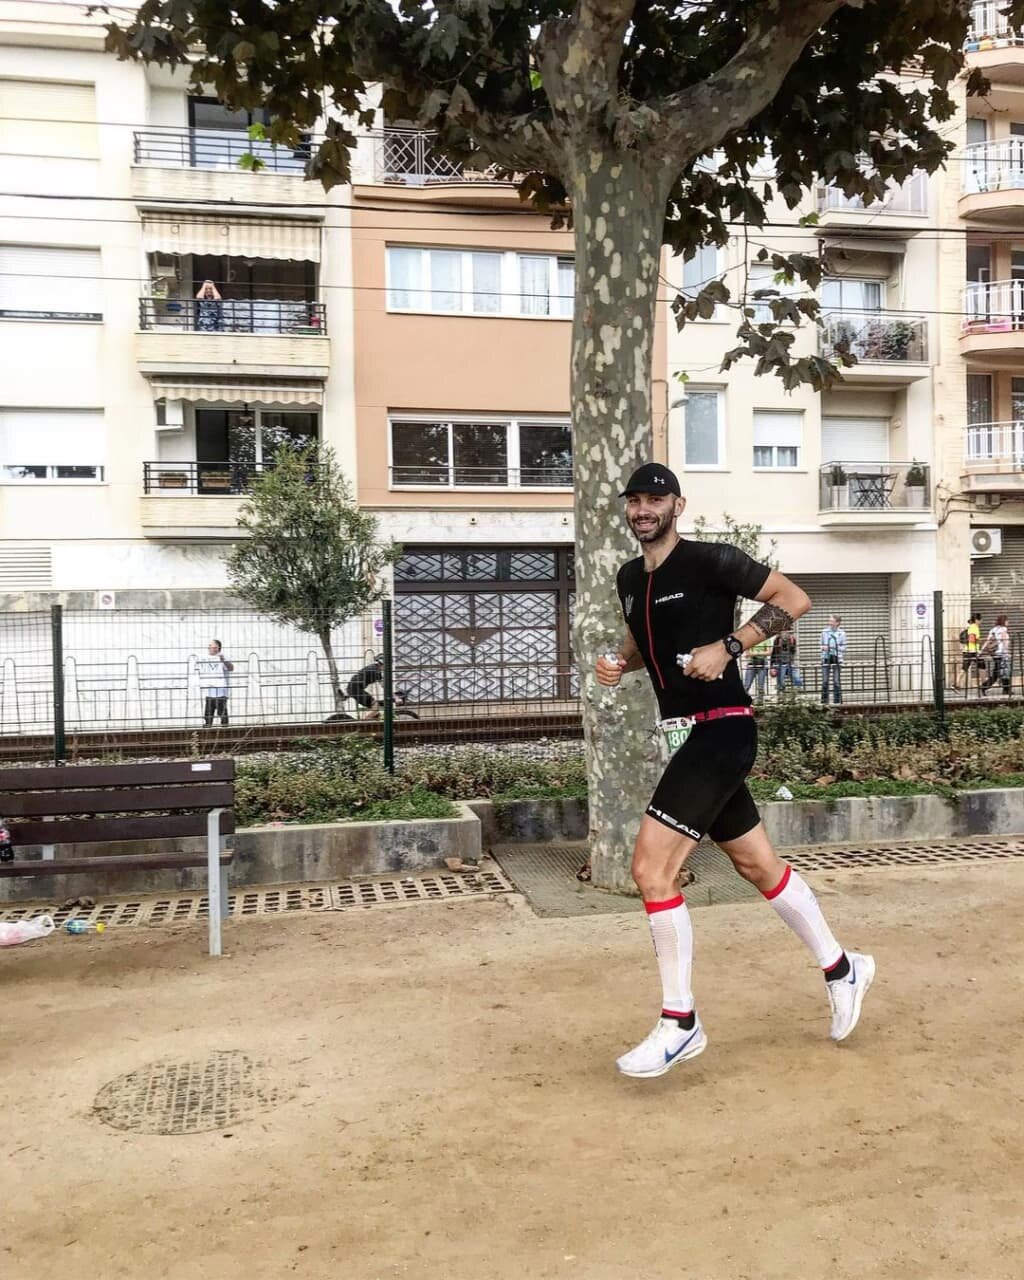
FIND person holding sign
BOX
[595,464,874,1079]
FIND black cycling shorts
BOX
[646,715,760,844]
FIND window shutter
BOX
[0,246,102,316]
[0,546,53,590]
[0,80,97,157]
[821,416,890,464]
[0,409,105,467]
[753,410,802,447]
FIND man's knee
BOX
[630,822,692,899]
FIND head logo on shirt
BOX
[624,594,634,616]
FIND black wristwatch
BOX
[722,634,744,660]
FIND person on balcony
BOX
[195,279,224,332]
[820,614,846,704]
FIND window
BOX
[681,244,723,308]
[749,263,802,323]
[0,80,97,158]
[0,409,105,482]
[821,278,884,312]
[0,245,102,321]
[390,417,572,488]
[682,390,724,467]
[386,247,574,317]
[753,410,803,469]
[966,118,988,148]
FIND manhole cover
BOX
[93,1050,282,1135]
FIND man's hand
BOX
[595,654,626,687]
[683,641,731,682]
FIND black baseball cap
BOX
[620,463,681,497]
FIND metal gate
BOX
[393,546,575,705]
[972,526,1024,637]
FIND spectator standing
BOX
[197,639,233,726]
[820,614,846,705]
[981,614,1012,697]
[743,635,772,701]
[954,612,983,692]
[771,628,799,694]
[195,279,223,332]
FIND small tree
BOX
[226,445,398,712]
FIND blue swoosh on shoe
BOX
[664,1027,700,1064]
[848,961,857,985]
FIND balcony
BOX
[358,129,526,208]
[965,2,1024,83]
[961,280,1024,362]
[818,462,932,526]
[136,297,330,379]
[130,128,325,210]
[963,421,1024,494]
[140,461,262,540]
[814,172,927,233]
[389,463,573,491]
[960,140,1024,221]
[820,311,929,384]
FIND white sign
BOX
[96,591,116,610]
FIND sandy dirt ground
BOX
[3,861,1023,1280]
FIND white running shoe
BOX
[616,1016,707,1079]
[827,952,876,1042]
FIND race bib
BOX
[660,717,695,754]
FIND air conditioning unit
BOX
[151,253,179,279]
[971,528,1002,557]
[155,398,185,431]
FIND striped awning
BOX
[142,214,321,263]
[150,377,323,406]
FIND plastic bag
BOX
[0,915,56,947]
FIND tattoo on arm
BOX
[748,602,794,640]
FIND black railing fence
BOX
[139,297,326,336]
[134,128,311,174]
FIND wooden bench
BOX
[0,759,235,956]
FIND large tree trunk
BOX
[319,628,346,712]
[568,150,670,893]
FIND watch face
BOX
[725,636,743,657]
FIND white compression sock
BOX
[644,893,694,1017]
[762,865,844,970]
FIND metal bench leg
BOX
[219,864,230,922]
[207,807,223,957]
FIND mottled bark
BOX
[319,628,345,712]
[568,150,671,892]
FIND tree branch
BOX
[656,0,851,166]
[538,0,637,125]
[444,87,561,176]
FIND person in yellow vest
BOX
[953,612,982,692]
[743,634,772,701]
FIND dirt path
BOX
[2,862,1023,1280]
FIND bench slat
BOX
[9,811,235,846]
[0,851,234,877]
[4,782,234,818]
[0,760,234,792]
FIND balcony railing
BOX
[819,461,931,512]
[139,297,326,336]
[962,139,1024,194]
[372,129,508,186]
[966,1,1024,46]
[965,421,1024,466]
[963,279,1024,331]
[390,463,572,489]
[143,461,269,496]
[816,171,927,216]
[133,128,310,174]
[821,311,928,362]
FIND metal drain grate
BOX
[0,862,514,930]
[93,1050,281,1135]
[786,835,1024,873]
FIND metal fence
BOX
[0,592,1018,766]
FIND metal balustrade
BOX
[143,461,266,496]
[389,463,573,489]
[966,1,1024,45]
[965,421,1024,467]
[371,129,507,185]
[133,128,310,173]
[139,297,326,336]
[962,139,1024,194]
[963,280,1024,330]
[821,311,928,362]
[818,461,931,512]
[816,170,927,215]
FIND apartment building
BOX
[0,3,353,609]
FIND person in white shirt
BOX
[981,614,1011,696]
[197,639,234,726]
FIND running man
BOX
[595,464,874,1079]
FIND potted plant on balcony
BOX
[157,470,188,489]
[905,460,928,508]
[879,320,916,361]
[828,462,848,509]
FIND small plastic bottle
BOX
[602,652,624,692]
[65,919,106,935]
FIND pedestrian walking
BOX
[981,614,1012,696]
[596,462,874,1081]
[953,612,983,692]
[197,639,233,726]
[820,614,846,705]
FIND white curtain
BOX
[519,255,550,315]
[387,247,422,309]
[430,250,462,312]
[471,252,501,314]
